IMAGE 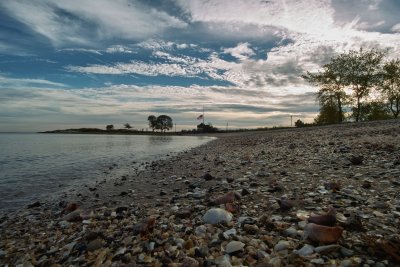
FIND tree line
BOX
[105,115,174,132]
[104,115,221,133]
[303,48,400,124]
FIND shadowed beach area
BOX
[1,120,400,266]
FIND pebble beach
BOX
[1,120,400,266]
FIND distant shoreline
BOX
[39,128,193,136]
[38,119,400,136]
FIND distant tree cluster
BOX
[105,124,132,131]
[303,48,400,124]
[147,115,173,132]
[294,119,305,127]
[197,122,218,133]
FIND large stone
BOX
[274,240,290,252]
[225,241,245,254]
[296,244,314,256]
[202,208,232,224]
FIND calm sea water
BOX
[0,133,213,213]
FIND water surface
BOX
[0,133,213,213]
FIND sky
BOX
[1,0,400,132]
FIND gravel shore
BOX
[1,120,400,266]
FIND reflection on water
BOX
[0,133,214,212]
[148,135,172,145]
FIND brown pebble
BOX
[304,223,343,244]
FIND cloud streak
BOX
[0,76,67,88]
[1,0,186,47]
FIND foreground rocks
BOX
[1,120,400,266]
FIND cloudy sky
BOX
[1,0,400,131]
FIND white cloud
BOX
[67,61,193,77]
[106,45,135,54]
[0,76,67,88]
[176,0,336,37]
[136,40,192,51]
[58,48,102,55]
[174,0,400,75]
[176,43,188,49]
[391,23,400,32]
[223,42,255,60]
[2,0,187,47]
[365,0,383,10]
[354,20,385,30]
[66,52,243,83]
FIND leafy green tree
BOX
[304,48,385,122]
[343,48,385,122]
[106,124,114,131]
[314,96,340,125]
[303,56,349,123]
[124,123,132,129]
[380,59,400,118]
[351,100,391,121]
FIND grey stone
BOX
[283,227,298,237]
[296,244,314,256]
[203,208,232,224]
[340,246,354,257]
[225,241,245,254]
[274,240,290,252]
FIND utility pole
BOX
[226,122,228,132]
[175,123,176,133]
[291,115,293,127]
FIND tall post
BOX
[226,122,228,132]
[291,115,293,127]
[175,123,176,133]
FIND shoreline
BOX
[1,120,400,266]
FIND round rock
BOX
[296,244,314,256]
[202,208,232,224]
[274,240,290,252]
[225,241,245,254]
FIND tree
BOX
[147,115,157,132]
[147,115,173,132]
[124,123,132,129]
[303,48,385,122]
[303,56,349,123]
[351,100,391,121]
[314,96,339,125]
[156,115,173,132]
[106,124,114,131]
[343,48,385,122]
[294,119,305,127]
[197,122,218,133]
[380,59,400,118]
